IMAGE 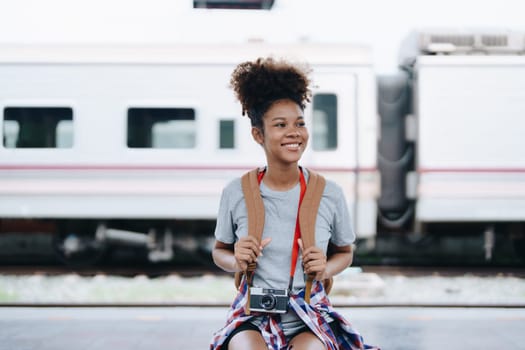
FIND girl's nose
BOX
[287,128,300,137]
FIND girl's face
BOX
[252,99,309,167]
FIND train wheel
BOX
[52,222,108,267]
[514,240,525,260]
[510,223,525,261]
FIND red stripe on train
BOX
[419,168,525,173]
[0,164,378,172]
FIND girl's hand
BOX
[298,238,327,281]
[234,236,271,271]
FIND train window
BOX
[312,94,338,150]
[2,107,74,148]
[127,108,196,148]
[219,119,235,149]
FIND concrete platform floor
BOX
[0,306,524,349]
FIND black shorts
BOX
[222,320,341,349]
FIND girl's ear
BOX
[251,127,264,145]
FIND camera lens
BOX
[260,294,276,310]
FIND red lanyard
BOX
[257,168,307,291]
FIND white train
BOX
[1,29,524,265]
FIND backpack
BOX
[234,167,333,313]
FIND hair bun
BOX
[230,57,312,127]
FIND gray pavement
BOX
[0,306,524,349]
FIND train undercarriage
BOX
[1,218,523,267]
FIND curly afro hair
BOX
[230,57,312,129]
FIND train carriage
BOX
[2,28,525,266]
[376,29,525,261]
[0,43,379,265]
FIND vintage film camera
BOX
[249,287,289,313]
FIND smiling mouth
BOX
[282,143,301,150]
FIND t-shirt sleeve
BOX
[214,179,238,244]
[329,181,356,246]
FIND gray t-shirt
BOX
[214,168,355,291]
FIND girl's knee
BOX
[288,331,326,350]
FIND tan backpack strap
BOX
[299,168,327,304]
[237,168,265,314]
[299,169,326,249]
[241,168,265,244]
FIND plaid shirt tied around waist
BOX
[210,279,379,350]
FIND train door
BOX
[303,69,361,235]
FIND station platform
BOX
[1,306,524,349]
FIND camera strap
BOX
[287,170,307,291]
